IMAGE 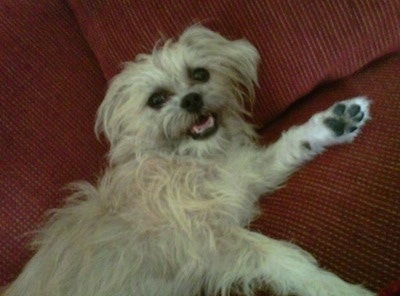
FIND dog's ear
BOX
[95,63,139,147]
[179,25,260,103]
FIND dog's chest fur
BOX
[106,149,261,234]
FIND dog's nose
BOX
[181,93,203,113]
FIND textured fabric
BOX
[69,0,400,126]
[253,53,400,294]
[0,0,106,286]
[379,280,400,296]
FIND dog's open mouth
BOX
[189,113,218,140]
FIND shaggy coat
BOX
[4,26,374,296]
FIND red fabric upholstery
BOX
[1,0,399,295]
[69,0,400,125]
[379,280,400,296]
[0,0,106,285]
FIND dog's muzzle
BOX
[181,93,219,140]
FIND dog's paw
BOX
[323,97,370,140]
[307,97,371,148]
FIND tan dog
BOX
[4,26,373,296]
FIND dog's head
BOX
[96,26,260,162]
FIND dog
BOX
[3,25,374,296]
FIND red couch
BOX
[1,1,399,295]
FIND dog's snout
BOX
[181,93,203,113]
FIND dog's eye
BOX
[191,68,210,83]
[147,92,170,109]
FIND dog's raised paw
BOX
[304,96,371,149]
[322,97,370,143]
[324,100,367,136]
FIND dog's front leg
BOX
[254,97,370,194]
[205,228,374,296]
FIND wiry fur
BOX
[4,26,374,296]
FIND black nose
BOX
[181,93,203,113]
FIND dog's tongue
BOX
[191,115,215,135]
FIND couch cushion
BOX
[0,0,106,285]
[69,0,400,126]
[253,53,400,293]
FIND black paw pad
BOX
[347,104,361,117]
[349,126,358,133]
[333,104,346,116]
[324,118,346,136]
[354,112,365,122]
